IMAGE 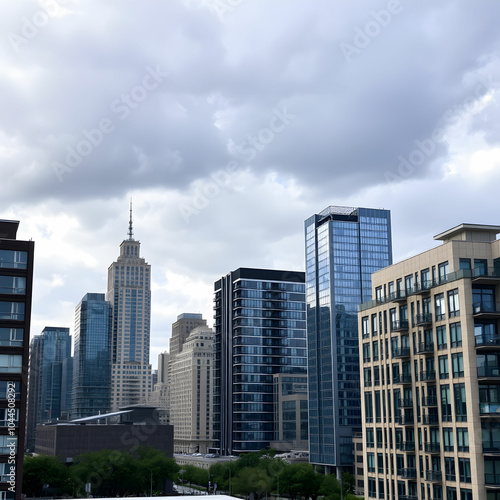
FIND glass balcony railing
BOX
[417,342,434,354]
[420,370,436,382]
[475,334,500,347]
[483,441,500,453]
[398,468,417,479]
[485,474,500,485]
[422,396,438,407]
[480,403,500,415]
[424,442,440,453]
[478,366,500,378]
[425,470,442,482]
[391,320,409,332]
[423,413,439,425]
[393,347,411,358]
[398,441,415,452]
[415,313,433,325]
[473,302,500,315]
[395,414,414,426]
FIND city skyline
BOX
[2,1,500,366]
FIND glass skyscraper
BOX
[72,293,112,419]
[305,206,392,471]
[213,268,307,455]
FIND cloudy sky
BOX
[3,0,500,367]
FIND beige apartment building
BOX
[170,325,214,453]
[359,223,500,500]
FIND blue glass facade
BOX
[305,206,392,469]
[213,268,306,455]
[72,293,112,419]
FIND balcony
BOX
[476,334,500,349]
[400,398,414,409]
[472,267,500,285]
[477,366,500,380]
[480,403,500,416]
[389,290,407,303]
[420,370,436,382]
[391,320,410,332]
[423,413,439,425]
[417,342,434,355]
[398,441,416,452]
[422,396,438,407]
[413,281,433,296]
[415,312,433,325]
[393,373,413,385]
[425,470,442,482]
[473,302,500,319]
[485,474,500,485]
[398,468,417,479]
[393,347,411,359]
[483,441,500,454]
[396,414,414,426]
[424,442,441,453]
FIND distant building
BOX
[271,373,308,452]
[0,219,34,499]
[26,327,71,451]
[170,313,207,357]
[35,405,173,462]
[359,223,500,500]
[305,206,392,473]
[71,293,112,419]
[213,268,307,455]
[148,351,170,425]
[108,204,152,410]
[170,325,214,453]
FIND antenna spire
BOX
[128,198,134,240]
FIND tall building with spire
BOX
[107,202,152,410]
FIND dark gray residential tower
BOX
[0,220,34,499]
[213,268,306,455]
[305,206,392,473]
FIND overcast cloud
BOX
[2,0,500,366]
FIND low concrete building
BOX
[35,404,173,462]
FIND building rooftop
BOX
[0,220,19,239]
[434,223,500,243]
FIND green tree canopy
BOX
[22,454,71,497]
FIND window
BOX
[365,392,373,423]
[0,302,24,321]
[366,428,374,448]
[458,458,471,483]
[454,383,467,421]
[438,261,449,283]
[439,355,449,380]
[405,275,414,294]
[457,428,469,452]
[0,355,22,373]
[364,367,372,387]
[445,457,456,481]
[441,385,452,422]
[448,289,460,318]
[460,490,472,500]
[452,353,464,378]
[435,293,445,321]
[362,316,369,338]
[450,322,462,348]
[363,343,370,362]
[367,453,375,473]
[374,366,380,386]
[459,258,471,270]
[0,328,23,347]
[371,314,378,336]
[437,325,447,350]
[474,258,488,276]
[0,250,27,269]
[373,341,379,362]
[443,427,454,451]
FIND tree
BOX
[232,466,272,499]
[22,455,71,497]
[279,463,321,500]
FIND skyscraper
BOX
[107,205,152,410]
[71,293,112,419]
[0,220,34,499]
[170,325,214,453]
[305,206,392,473]
[26,327,71,450]
[213,268,307,455]
[359,223,500,500]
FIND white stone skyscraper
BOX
[107,203,152,410]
